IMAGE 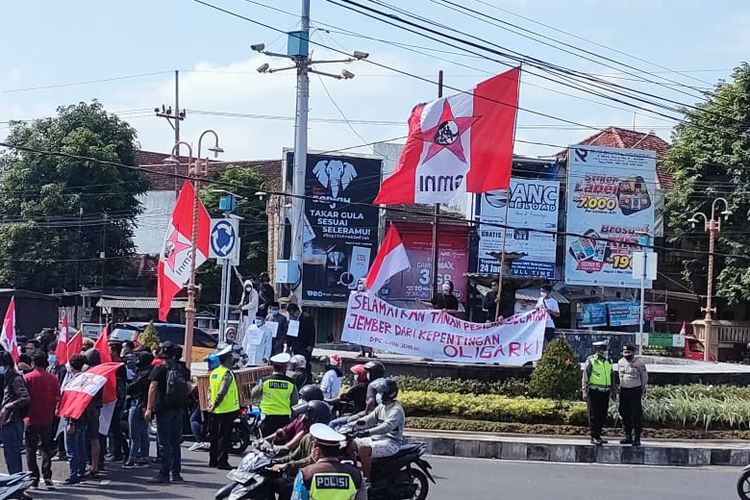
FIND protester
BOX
[616,344,648,447]
[286,304,316,364]
[208,345,241,470]
[23,353,60,487]
[320,355,342,399]
[83,342,103,477]
[243,317,273,366]
[266,301,289,356]
[224,327,249,368]
[536,284,560,347]
[257,272,275,319]
[125,351,154,467]
[482,279,500,322]
[0,350,30,474]
[582,340,615,446]
[108,340,128,463]
[425,280,460,316]
[240,278,259,334]
[63,355,89,485]
[145,341,192,483]
[251,352,299,437]
[25,339,41,358]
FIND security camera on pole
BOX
[252,0,369,303]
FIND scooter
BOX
[215,439,283,500]
[737,464,750,499]
[231,407,262,455]
[0,471,35,500]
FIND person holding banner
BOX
[536,285,560,348]
[582,340,615,446]
[423,280,460,317]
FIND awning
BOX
[515,287,569,304]
[96,296,188,310]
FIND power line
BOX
[0,72,172,94]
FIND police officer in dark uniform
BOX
[290,423,367,500]
[251,353,299,437]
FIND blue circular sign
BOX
[211,220,237,258]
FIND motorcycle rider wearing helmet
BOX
[273,385,325,450]
[349,378,405,480]
[270,401,334,480]
[289,355,312,390]
[291,423,367,500]
[328,365,369,430]
[207,345,241,470]
[363,360,386,413]
[251,353,300,436]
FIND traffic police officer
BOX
[251,352,299,436]
[208,344,241,470]
[582,340,615,445]
[291,423,367,500]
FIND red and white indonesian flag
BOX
[0,297,18,363]
[157,181,210,321]
[375,67,520,205]
[55,314,70,365]
[58,362,123,420]
[364,225,411,293]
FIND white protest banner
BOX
[266,321,279,338]
[342,292,547,365]
[287,320,300,338]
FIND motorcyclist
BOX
[273,385,325,450]
[349,378,404,480]
[363,360,386,413]
[288,355,312,390]
[328,364,368,429]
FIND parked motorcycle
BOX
[737,464,750,499]
[0,472,34,500]
[231,406,262,455]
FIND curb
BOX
[405,433,750,467]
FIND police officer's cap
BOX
[215,343,233,358]
[309,423,344,447]
[270,352,291,364]
[592,340,609,348]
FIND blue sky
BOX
[2,0,749,161]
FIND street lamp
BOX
[687,197,732,362]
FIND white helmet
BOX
[289,354,307,370]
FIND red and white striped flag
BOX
[157,181,210,321]
[54,314,70,365]
[0,297,18,363]
[58,362,123,420]
[67,330,83,360]
[364,225,411,293]
[94,325,112,365]
[374,67,520,205]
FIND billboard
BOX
[377,225,469,302]
[477,178,559,279]
[285,152,382,306]
[565,146,656,288]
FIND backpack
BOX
[163,362,190,409]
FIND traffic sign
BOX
[210,218,239,260]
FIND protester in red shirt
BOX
[24,353,61,487]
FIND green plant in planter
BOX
[139,321,160,352]
[529,337,580,401]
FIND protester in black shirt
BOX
[286,304,316,364]
[125,351,154,467]
[423,280,460,316]
[257,272,275,319]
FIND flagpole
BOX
[494,190,511,321]
[431,70,444,300]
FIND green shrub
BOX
[529,338,580,400]
[395,376,530,396]
[139,321,160,352]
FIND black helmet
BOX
[299,384,324,403]
[363,360,385,380]
[377,378,399,400]
[305,400,332,425]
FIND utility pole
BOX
[688,198,732,362]
[155,70,186,193]
[431,71,444,299]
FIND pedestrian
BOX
[423,280,460,317]
[124,351,154,467]
[258,272,275,319]
[145,341,192,483]
[616,344,648,447]
[483,279,500,322]
[582,340,614,445]
[266,302,289,356]
[62,354,90,485]
[0,350,30,474]
[207,345,241,470]
[242,317,273,366]
[23,353,60,487]
[286,304,316,365]
[536,284,560,348]
[108,340,128,463]
[320,355,342,400]
[290,423,367,500]
[251,352,299,437]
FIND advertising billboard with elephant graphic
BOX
[564,145,656,288]
[285,151,383,306]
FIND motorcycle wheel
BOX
[409,468,429,500]
[737,470,750,499]
[230,424,250,455]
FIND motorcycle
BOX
[0,472,34,500]
[231,407,263,455]
[215,439,283,500]
[738,464,750,499]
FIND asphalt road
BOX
[28,447,740,500]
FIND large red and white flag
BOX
[364,225,411,293]
[67,330,83,360]
[0,298,18,363]
[58,362,123,420]
[94,325,112,365]
[375,67,520,205]
[54,314,70,365]
[157,180,210,321]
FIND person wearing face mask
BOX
[240,279,260,332]
[423,280,460,317]
[242,317,273,367]
[582,340,615,446]
[257,272,275,319]
[616,344,648,447]
[266,302,289,356]
[536,284,560,349]
[286,304,316,365]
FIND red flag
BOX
[67,330,83,360]
[365,225,411,293]
[375,67,520,205]
[0,297,19,363]
[54,314,70,365]
[94,325,112,364]
[58,362,123,420]
[157,181,210,321]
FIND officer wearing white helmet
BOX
[290,423,366,500]
[582,339,615,445]
[251,352,299,436]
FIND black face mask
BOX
[624,354,634,360]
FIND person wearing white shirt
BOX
[320,355,342,399]
[243,317,273,366]
[536,284,560,348]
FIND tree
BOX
[0,101,149,292]
[198,166,268,305]
[530,338,580,400]
[139,321,160,352]
[664,63,750,303]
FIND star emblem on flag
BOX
[417,100,480,164]
[163,229,191,271]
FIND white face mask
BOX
[375,393,383,404]
[442,285,451,294]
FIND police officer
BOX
[582,340,615,445]
[251,352,299,437]
[291,423,367,500]
[616,344,648,447]
[208,345,241,470]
